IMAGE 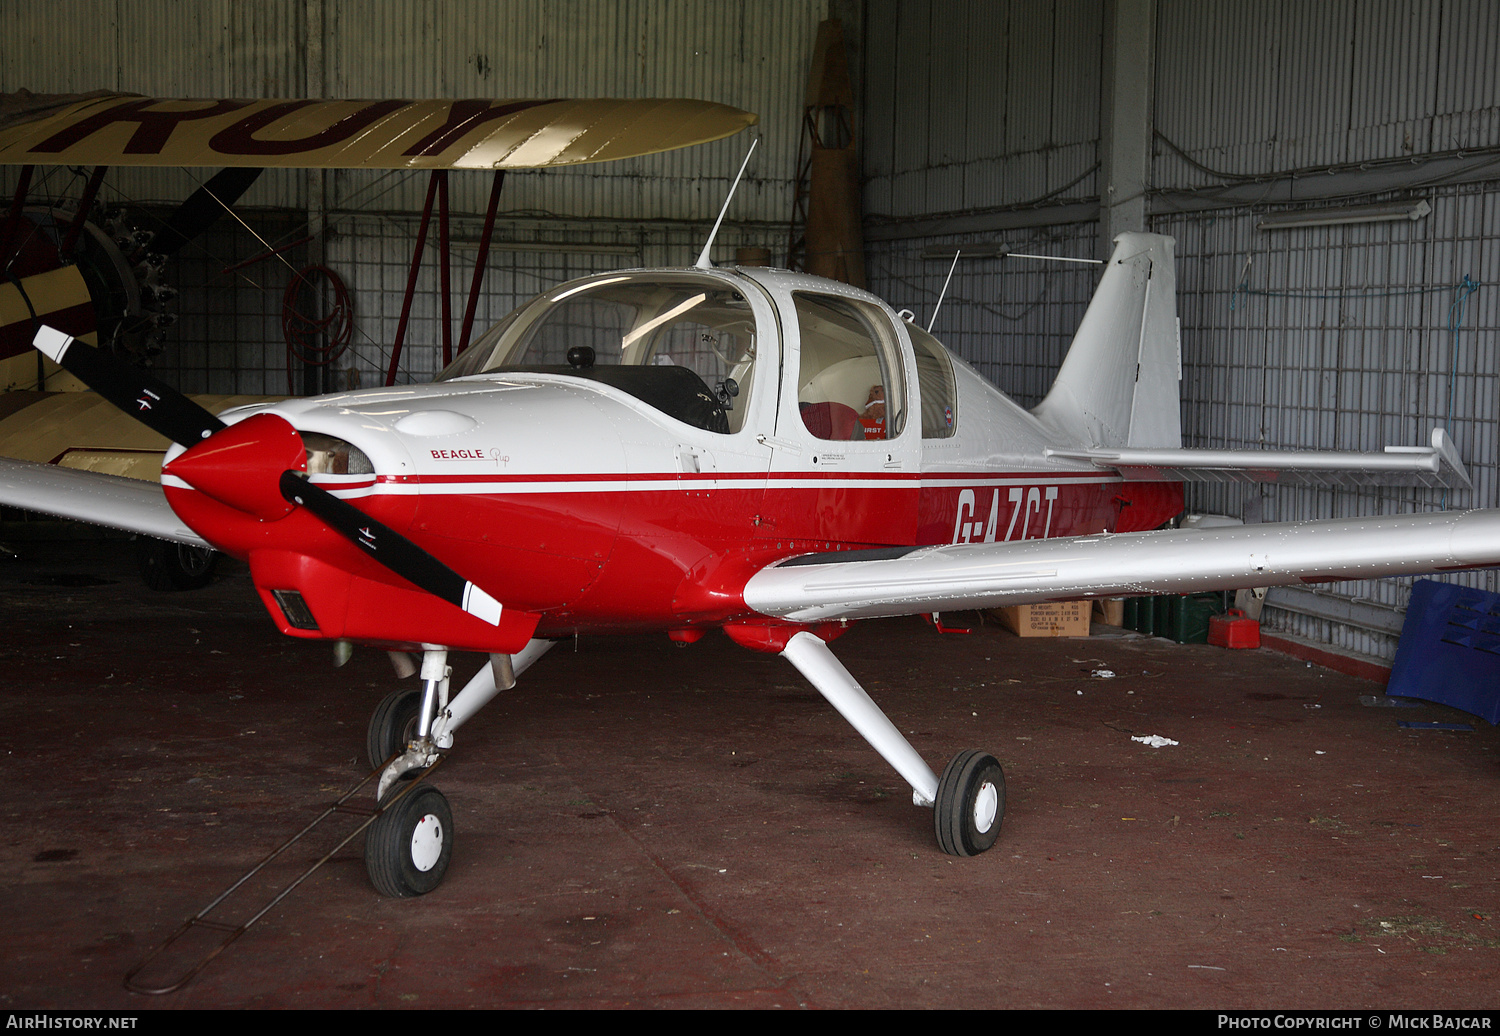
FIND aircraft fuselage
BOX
[161,265,1183,652]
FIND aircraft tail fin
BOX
[1032,232,1181,449]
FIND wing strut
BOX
[385,171,443,386]
[457,169,505,355]
[780,631,940,806]
[781,631,1007,856]
[384,167,506,385]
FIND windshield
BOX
[440,275,758,434]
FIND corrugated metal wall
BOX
[863,0,1102,220]
[317,0,816,221]
[862,0,1500,662]
[1148,0,1499,660]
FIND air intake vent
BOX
[272,589,319,631]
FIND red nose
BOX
[161,412,308,521]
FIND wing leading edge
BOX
[742,510,1500,623]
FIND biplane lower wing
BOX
[742,509,1500,623]
[0,456,207,546]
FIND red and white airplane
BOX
[2,231,1495,897]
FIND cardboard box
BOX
[991,601,1091,637]
[1092,598,1125,626]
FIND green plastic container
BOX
[1164,591,1229,644]
[1122,592,1228,642]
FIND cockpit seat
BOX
[799,401,865,441]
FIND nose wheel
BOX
[934,750,1005,857]
[366,688,422,768]
[365,782,453,898]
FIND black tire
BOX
[365,783,453,898]
[366,688,422,769]
[136,538,218,591]
[934,750,1005,857]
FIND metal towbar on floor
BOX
[123,755,445,995]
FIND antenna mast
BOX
[928,249,961,333]
[695,138,759,270]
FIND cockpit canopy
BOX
[441,274,758,434]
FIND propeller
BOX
[32,325,504,627]
[150,167,265,258]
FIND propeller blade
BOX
[279,472,504,627]
[151,167,265,257]
[33,327,225,447]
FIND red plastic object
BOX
[1208,608,1261,649]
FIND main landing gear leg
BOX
[779,631,1005,857]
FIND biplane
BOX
[0,91,756,584]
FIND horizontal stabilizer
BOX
[1044,428,1470,490]
[742,508,1500,623]
[0,456,208,545]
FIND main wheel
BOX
[366,688,422,768]
[934,750,1005,857]
[365,783,453,897]
[136,538,218,591]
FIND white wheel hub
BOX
[972,781,999,833]
[410,813,444,871]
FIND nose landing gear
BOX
[360,640,557,897]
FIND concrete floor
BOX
[3,537,1498,1009]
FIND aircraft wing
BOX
[742,509,1500,623]
[1044,428,1470,490]
[0,456,208,546]
[0,93,758,169]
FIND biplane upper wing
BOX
[742,509,1500,623]
[1044,428,1471,491]
[0,93,758,169]
[0,455,207,545]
